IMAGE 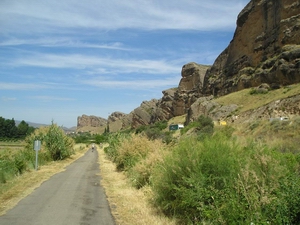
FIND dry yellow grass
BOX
[98,144,176,225]
[0,144,89,216]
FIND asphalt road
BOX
[0,147,115,225]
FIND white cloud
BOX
[0,0,249,34]
[0,82,49,90]
[30,95,75,102]
[1,97,17,101]
[13,53,182,75]
[0,37,132,51]
[81,76,180,90]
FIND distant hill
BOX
[15,120,49,128]
[14,120,76,132]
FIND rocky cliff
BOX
[127,63,210,128]
[131,0,300,127]
[203,0,300,96]
[108,111,132,132]
[77,114,107,128]
[78,0,300,130]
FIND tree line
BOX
[0,117,35,139]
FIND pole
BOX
[34,140,41,171]
[35,149,38,171]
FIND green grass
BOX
[214,83,300,113]
[151,133,300,224]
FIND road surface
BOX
[0,147,115,225]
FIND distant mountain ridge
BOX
[14,120,76,132]
[15,120,48,128]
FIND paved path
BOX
[0,147,115,225]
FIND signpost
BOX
[34,140,41,171]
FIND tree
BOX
[17,120,29,138]
[0,117,5,137]
[44,122,75,160]
[4,118,18,138]
[25,121,74,160]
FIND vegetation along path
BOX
[0,146,115,225]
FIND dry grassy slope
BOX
[76,126,106,134]
[214,83,300,114]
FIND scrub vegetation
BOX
[102,84,300,224]
[104,115,300,224]
[0,122,75,184]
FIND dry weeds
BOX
[98,144,176,225]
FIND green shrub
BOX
[152,134,300,224]
[104,133,130,161]
[152,135,238,223]
[25,123,74,161]
[44,123,74,160]
[181,115,214,137]
[13,152,27,174]
[0,169,5,183]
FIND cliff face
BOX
[154,63,210,120]
[77,114,107,128]
[78,0,300,130]
[203,0,300,96]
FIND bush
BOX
[115,134,152,171]
[0,148,35,183]
[104,133,130,161]
[135,121,170,143]
[180,115,214,138]
[127,137,167,188]
[44,123,74,160]
[104,133,168,188]
[25,123,75,161]
[152,134,300,224]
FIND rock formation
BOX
[130,100,158,128]
[203,0,300,96]
[143,63,210,123]
[107,111,132,132]
[78,0,300,130]
[77,114,107,128]
[186,96,239,124]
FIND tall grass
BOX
[151,133,300,224]
[0,123,75,184]
[0,147,37,183]
[102,115,300,224]
[105,133,168,189]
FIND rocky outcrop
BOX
[203,0,300,97]
[186,96,238,124]
[78,0,300,131]
[77,114,107,128]
[107,112,132,132]
[131,100,158,128]
[142,63,211,127]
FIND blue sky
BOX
[0,0,249,128]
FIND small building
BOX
[169,124,184,131]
